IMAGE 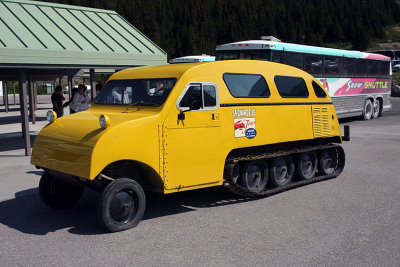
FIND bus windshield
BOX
[95,78,177,106]
[216,50,271,61]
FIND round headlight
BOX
[46,110,57,123]
[99,114,110,128]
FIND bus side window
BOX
[367,60,379,77]
[379,61,390,77]
[312,81,327,98]
[305,55,322,76]
[271,51,284,63]
[323,57,340,76]
[284,53,304,70]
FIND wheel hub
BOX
[110,191,135,223]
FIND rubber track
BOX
[223,143,345,198]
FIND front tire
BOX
[98,178,146,232]
[39,172,84,209]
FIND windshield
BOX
[216,50,271,61]
[94,78,177,106]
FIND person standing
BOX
[72,84,89,112]
[51,85,65,117]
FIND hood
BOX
[31,105,160,179]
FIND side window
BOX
[354,59,367,77]
[323,57,340,76]
[179,84,202,108]
[284,53,304,70]
[203,85,216,107]
[223,73,270,98]
[178,83,218,110]
[312,81,327,98]
[305,55,322,76]
[275,76,309,98]
[379,61,390,77]
[367,60,379,77]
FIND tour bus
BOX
[215,37,392,120]
[169,54,215,64]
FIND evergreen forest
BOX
[40,0,400,58]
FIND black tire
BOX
[98,178,146,232]
[296,151,318,180]
[39,172,84,209]
[362,99,372,120]
[269,156,294,187]
[371,99,380,119]
[239,160,268,193]
[318,148,338,175]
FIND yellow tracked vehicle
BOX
[31,60,346,232]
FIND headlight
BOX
[46,110,57,123]
[99,114,111,128]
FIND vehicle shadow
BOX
[0,134,37,152]
[0,186,250,236]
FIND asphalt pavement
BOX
[0,97,399,266]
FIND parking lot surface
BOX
[0,97,399,266]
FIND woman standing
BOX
[72,84,89,112]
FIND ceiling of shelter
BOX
[0,0,167,68]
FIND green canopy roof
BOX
[0,0,167,68]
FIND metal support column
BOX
[90,69,96,101]
[19,69,31,156]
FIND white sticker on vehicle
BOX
[232,109,256,117]
[234,118,256,138]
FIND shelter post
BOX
[33,82,37,111]
[13,82,16,105]
[28,78,36,124]
[3,81,9,113]
[90,69,96,101]
[68,75,73,99]
[19,69,31,156]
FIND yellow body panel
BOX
[31,60,342,193]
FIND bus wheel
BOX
[362,99,373,120]
[98,178,146,232]
[318,148,337,175]
[269,156,294,187]
[296,151,318,180]
[372,99,380,119]
[39,172,84,209]
[240,160,268,193]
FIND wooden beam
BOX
[19,69,31,156]
[90,69,96,101]
[33,82,37,111]
[68,75,73,100]
[2,81,9,113]
[28,78,36,124]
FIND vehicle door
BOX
[162,82,223,191]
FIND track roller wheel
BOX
[269,155,294,187]
[296,151,318,180]
[318,148,338,175]
[239,160,268,193]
